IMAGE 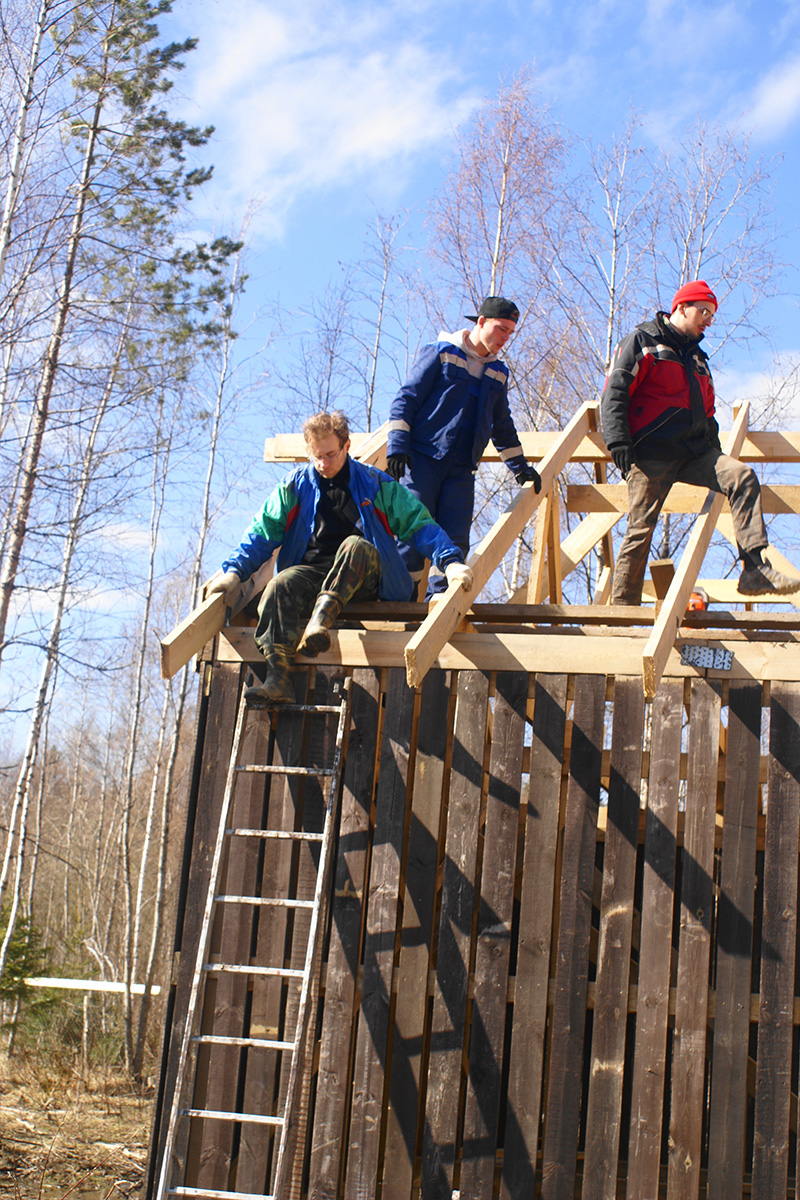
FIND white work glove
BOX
[207,570,241,601]
[444,562,474,592]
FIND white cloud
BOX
[743,53,800,138]
[171,1,481,237]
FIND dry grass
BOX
[0,1057,152,1200]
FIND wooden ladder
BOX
[154,680,351,1200]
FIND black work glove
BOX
[610,444,633,479]
[507,455,542,492]
[386,454,411,481]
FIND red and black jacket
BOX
[600,312,720,460]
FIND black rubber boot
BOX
[296,592,343,657]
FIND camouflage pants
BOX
[254,534,381,658]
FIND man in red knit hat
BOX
[601,280,798,604]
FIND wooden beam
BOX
[546,485,563,603]
[265,428,800,466]
[567,482,800,514]
[159,557,275,678]
[403,402,599,689]
[642,404,750,699]
[219,626,800,681]
[526,486,556,602]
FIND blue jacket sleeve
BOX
[376,479,463,570]
[387,343,442,457]
[221,479,294,578]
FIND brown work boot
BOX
[245,645,295,706]
[738,559,800,597]
[296,592,343,657]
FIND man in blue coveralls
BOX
[386,296,541,594]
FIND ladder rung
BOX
[182,1107,285,1127]
[193,1034,295,1050]
[248,700,342,714]
[215,895,314,909]
[203,963,305,979]
[226,827,324,842]
[236,763,334,777]
[170,1189,276,1200]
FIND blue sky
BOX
[156,0,800,547]
[161,0,800,306]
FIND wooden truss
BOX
[160,402,800,697]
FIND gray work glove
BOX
[444,562,474,592]
[610,444,633,479]
[506,455,542,492]
[386,454,411,481]
[207,570,241,602]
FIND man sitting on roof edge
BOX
[209,409,473,705]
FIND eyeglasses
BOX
[311,447,345,464]
[689,304,715,323]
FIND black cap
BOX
[465,296,520,323]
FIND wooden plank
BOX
[642,403,750,699]
[666,678,722,1200]
[459,671,528,1195]
[220,625,800,683]
[404,402,599,688]
[344,669,416,1198]
[501,674,568,1200]
[380,670,453,1196]
[706,682,762,1200]
[567,481,800,514]
[421,671,491,1200]
[307,669,381,1200]
[626,679,683,1200]
[527,486,556,602]
[267,428,800,466]
[160,558,275,679]
[546,484,563,603]
[540,673,606,1200]
[509,513,623,603]
[581,677,645,1200]
[751,683,800,1198]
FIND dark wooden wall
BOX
[148,661,800,1200]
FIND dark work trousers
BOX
[611,447,767,605]
[398,451,475,595]
[254,535,381,658]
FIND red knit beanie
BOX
[671,280,718,313]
